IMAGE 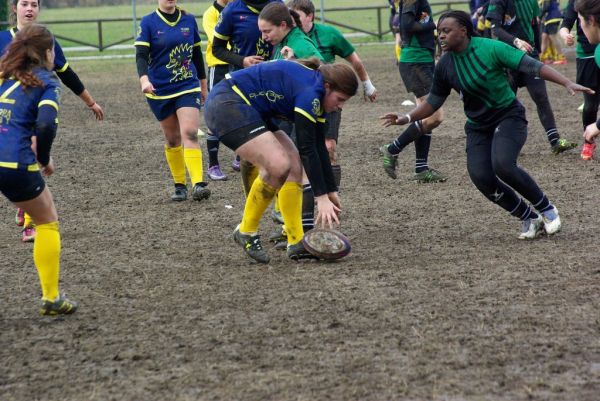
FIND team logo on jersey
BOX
[180,27,190,37]
[216,13,223,26]
[166,43,194,83]
[249,90,284,103]
[312,99,321,115]
[137,26,142,37]
[0,108,11,124]
[255,38,271,59]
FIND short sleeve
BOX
[429,55,452,99]
[39,75,61,112]
[493,40,526,69]
[294,89,322,123]
[214,5,232,41]
[134,16,151,47]
[402,0,417,14]
[193,18,202,46]
[331,28,355,58]
[53,41,68,73]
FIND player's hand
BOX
[584,122,600,143]
[280,46,295,60]
[565,82,595,96]
[200,79,208,105]
[513,38,533,53]
[327,192,341,214]
[243,56,264,67]
[380,112,408,127]
[140,77,155,96]
[40,157,54,177]
[88,102,104,121]
[559,28,575,46]
[363,79,377,102]
[315,194,341,229]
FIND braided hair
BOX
[438,10,477,38]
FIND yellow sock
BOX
[239,175,277,234]
[278,181,303,245]
[164,145,186,185]
[24,212,34,228]
[33,221,61,301]
[241,159,259,197]
[184,147,204,185]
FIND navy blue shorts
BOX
[146,92,202,121]
[0,167,45,202]
[204,80,272,150]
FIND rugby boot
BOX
[379,144,398,179]
[581,142,596,161]
[542,207,562,236]
[411,168,448,183]
[15,208,25,227]
[233,226,270,263]
[518,215,544,240]
[552,138,577,154]
[208,165,227,181]
[192,182,211,201]
[40,294,78,316]
[171,184,188,202]
[21,226,36,242]
[287,241,318,261]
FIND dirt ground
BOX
[1,48,600,401]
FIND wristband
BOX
[362,79,376,96]
[405,114,412,123]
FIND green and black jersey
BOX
[487,0,540,56]
[272,26,324,61]
[429,37,528,126]
[399,0,436,63]
[305,23,355,64]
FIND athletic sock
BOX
[388,121,424,155]
[301,183,314,232]
[164,145,186,185]
[331,165,341,189]
[510,199,539,221]
[546,128,560,146]
[414,131,432,173]
[241,159,259,197]
[278,181,304,246]
[183,147,204,186]
[239,175,277,234]
[532,194,555,218]
[24,212,34,228]
[33,221,61,301]
[206,133,220,167]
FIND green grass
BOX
[34,0,470,50]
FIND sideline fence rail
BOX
[0,2,470,51]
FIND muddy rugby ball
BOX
[302,228,351,260]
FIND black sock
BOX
[546,128,560,147]
[302,184,314,232]
[414,132,432,173]
[388,121,424,155]
[207,134,220,167]
[331,165,341,189]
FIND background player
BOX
[135,0,211,202]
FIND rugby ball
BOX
[302,228,351,261]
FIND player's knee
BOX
[266,158,291,187]
[184,128,199,142]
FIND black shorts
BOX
[325,110,342,141]
[399,62,434,98]
[543,21,560,35]
[576,57,600,89]
[208,65,229,92]
[0,167,45,202]
[204,80,275,150]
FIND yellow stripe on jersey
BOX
[39,100,59,112]
[134,41,150,47]
[0,81,20,104]
[194,42,202,47]
[156,7,181,26]
[214,32,230,41]
[145,87,201,100]
[545,18,562,25]
[231,85,251,105]
[317,117,326,123]
[0,161,40,171]
[294,107,316,123]
[247,5,260,14]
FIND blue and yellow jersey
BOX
[0,28,69,74]
[0,68,60,170]
[134,8,202,99]
[226,60,325,123]
[214,0,281,60]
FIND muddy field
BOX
[1,48,600,400]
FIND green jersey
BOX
[272,26,323,61]
[305,23,355,64]
[399,0,436,63]
[429,37,526,126]
[487,0,540,55]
